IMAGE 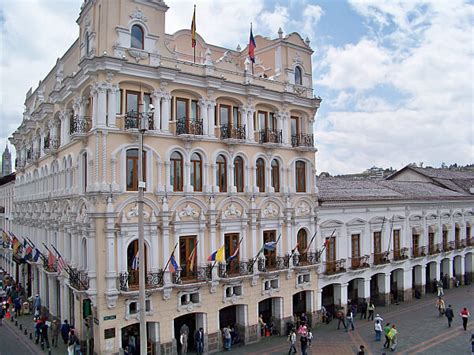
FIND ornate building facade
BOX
[4,1,473,354]
[1,145,12,177]
[8,0,320,353]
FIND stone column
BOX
[334,283,348,310]
[199,99,208,135]
[105,197,118,306]
[107,84,119,128]
[161,93,171,132]
[247,108,255,141]
[378,273,391,306]
[59,110,69,145]
[151,90,162,131]
[184,162,193,193]
[358,277,371,302]
[401,269,413,302]
[96,83,107,127]
[207,100,216,137]
[454,255,465,285]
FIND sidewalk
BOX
[4,312,69,355]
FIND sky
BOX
[0,0,472,175]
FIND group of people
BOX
[178,323,205,355]
[435,294,471,330]
[287,321,313,355]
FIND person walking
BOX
[360,299,368,320]
[388,324,398,351]
[307,329,313,347]
[223,325,232,351]
[445,304,454,327]
[436,297,446,316]
[436,279,444,297]
[300,332,309,355]
[195,328,204,355]
[33,294,41,315]
[367,301,375,321]
[180,330,188,354]
[39,319,50,351]
[337,309,347,330]
[374,313,383,325]
[460,307,470,331]
[383,323,392,349]
[357,345,365,355]
[346,308,355,331]
[51,318,60,347]
[374,319,382,341]
[68,330,79,355]
[61,319,71,345]
[287,329,297,354]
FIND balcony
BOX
[293,252,320,267]
[412,246,426,258]
[70,268,90,291]
[172,265,210,285]
[259,128,282,144]
[220,124,246,140]
[442,241,455,252]
[468,238,474,247]
[428,243,442,255]
[373,252,390,265]
[70,116,91,135]
[124,111,154,130]
[119,270,163,292]
[217,260,254,278]
[323,259,346,275]
[349,255,370,270]
[455,239,466,249]
[393,247,409,261]
[42,258,57,273]
[176,117,203,136]
[291,133,314,148]
[43,137,59,153]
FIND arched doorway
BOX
[465,252,473,285]
[174,313,206,354]
[219,305,247,344]
[390,269,404,303]
[440,258,451,289]
[425,261,438,293]
[412,265,424,298]
[126,240,148,290]
[453,255,463,286]
[348,278,366,305]
[370,273,388,306]
[258,297,283,336]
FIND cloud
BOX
[260,5,290,35]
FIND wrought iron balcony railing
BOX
[443,240,455,252]
[124,111,154,130]
[323,259,346,275]
[428,243,442,255]
[118,270,163,291]
[259,129,282,144]
[412,246,426,258]
[373,252,390,265]
[172,265,211,285]
[349,255,370,269]
[70,116,91,135]
[176,117,203,136]
[70,268,90,291]
[291,133,314,147]
[292,252,320,267]
[220,124,246,140]
[43,137,59,152]
[393,247,409,261]
[455,239,465,249]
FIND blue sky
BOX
[0,0,472,174]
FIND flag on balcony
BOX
[57,256,68,274]
[191,5,196,48]
[187,242,197,270]
[208,245,225,262]
[48,251,56,269]
[1,230,10,244]
[12,238,21,254]
[169,253,179,273]
[227,247,239,262]
[208,250,217,261]
[33,249,41,262]
[303,233,318,254]
[23,239,28,248]
[131,252,139,270]
[23,246,33,260]
[248,23,256,63]
[291,243,299,255]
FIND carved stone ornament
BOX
[293,52,303,65]
[294,86,307,97]
[106,294,118,309]
[263,203,279,217]
[296,202,311,216]
[127,49,148,63]
[127,204,150,220]
[130,8,147,22]
[209,281,219,294]
[223,203,242,218]
[178,204,199,220]
[162,287,172,301]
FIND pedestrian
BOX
[445,304,454,327]
[13,297,21,318]
[195,327,204,355]
[258,314,266,336]
[0,303,4,326]
[360,299,368,319]
[129,333,137,354]
[357,345,365,355]
[374,319,382,341]
[301,312,308,324]
[61,319,71,345]
[180,323,190,336]
[387,324,398,351]
[35,317,42,344]
[460,307,470,331]
[374,314,384,326]
[307,328,313,347]
[336,309,347,330]
[68,330,79,355]
[346,308,355,331]
[297,322,308,337]
[367,301,375,321]
[51,318,60,347]
[223,325,232,350]
[287,329,297,354]
[39,319,50,350]
[33,294,41,313]
[383,322,392,349]
[436,297,446,316]
[436,279,444,297]
[180,330,188,354]
[300,332,309,355]
[321,305,328,324]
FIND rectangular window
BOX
[176,98,187,120]
[225,234,239,275]
[429,232,435,253]
[258,111,266,131]
[413,234,420,256]
[126,150,146,191]
[126,91,140,114]
[269,112,276,130]
[295,161,306,192]
[143,93,151,113]
[291,116,299,136]
[326,236,336,272]
[179,235,197,279]
[263,231,276,270]
[191,100,199,121]
[393,230,400,258]
[233,106,240,126]
[220,105,230,127]
[117,89,123,115]
[442,230,448,250]
[351,234,360,268]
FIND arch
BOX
[294,65,303,85]
[190,151,203,192]
[216,154,228,193]
[257,196,285,214]
[170,88,203,101]
[170,150,184,192]
[256,157,266,193]
[114,196,161,217]
[131,24,144,49]
[170,196,208,215]
[214,95,244,106]
[215,196,249,212]
[233,156,245,193]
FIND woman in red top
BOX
[460,307,470,331]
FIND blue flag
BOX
[33,249,40,262]
[170,254,179,272]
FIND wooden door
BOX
[351,234,360,268]
[225,234,239,275]
[263,231,276,269]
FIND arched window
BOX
[127,240,148,289]
[85,31,90,55]
[295,66,303,85]
[190,152,202,192]
[216,154,227,192]
[170,151,183,192]
[271,159,280,192]
[126,149,146,191]
[256,158,265,192]
[131,24,144,49]
[234,156,244,193]
[82,152,88,193]
[296,160,306,192]
[82,238,88,270]
[297,229,308,263]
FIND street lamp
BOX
[132,103,154,355]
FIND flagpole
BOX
[251,23,254,75]
[162,243,179,276]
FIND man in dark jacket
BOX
[60,319,71,345]
[445,304,454,327]
[360,300,368,319]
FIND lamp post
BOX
[135,104,153,355]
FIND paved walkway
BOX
[217,285,474,355]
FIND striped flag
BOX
[12,238,21,254]
[169,253,179,273]
[48,251,56,269]
[191,5,196,48]
[57,256,68,274]
[248,23,256,63]
[131,252,139,270]
[227,247,239,262]
[33,249,41,262]
[187,241,197,271]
